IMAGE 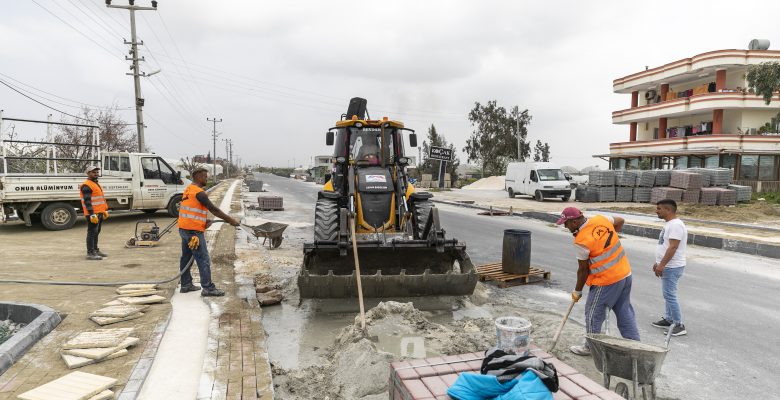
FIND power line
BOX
[30,0,123,60]
[0,78,93,122]
[0,72,133,111]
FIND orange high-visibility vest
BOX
[574,215,631,286]
[80,179,108,214]
[178,184,209,231]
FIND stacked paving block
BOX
[60,328,138,369]
[682,190,701,203]
[598,186,616,202]
[637,170,656,187]
[654,170,672,186]
[575,186,599,203]
[670,171,703,190]
[651,187,683,203]
[728,184,752,202]
[17,371,118,400]
[616,187,634,202]
[709,168,733,186]
[699,188,720,205]
[614,170,638,187]
[711,187,737,205]
[689,168,712,187]
[633,187,652,203]
[588,170,615,186]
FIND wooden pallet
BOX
[476,263,551,288]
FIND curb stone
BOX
[432,199,780,259]
[0,302,62,376]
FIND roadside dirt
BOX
[602,202,780,224]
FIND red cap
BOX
[555,207,583,225]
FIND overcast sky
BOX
[2,0,779,169]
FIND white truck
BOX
[504,162,573,202]
[1,151,188,230]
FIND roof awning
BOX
[593,148,780,158]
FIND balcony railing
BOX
[612,92,778,123]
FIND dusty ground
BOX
[231,178,603,400]
[0,209,181,397]
[602,201,780,224]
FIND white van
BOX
[504,162,572,202]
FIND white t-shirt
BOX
[655,218,687,268]
[574,215,614,261]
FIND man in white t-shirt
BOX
[652,199,687,336]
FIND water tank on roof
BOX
[748,39,770,50]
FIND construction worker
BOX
[178,167,240,297]
[556,207,640,356]
[81,165,109,261]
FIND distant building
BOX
[600,44,780,190]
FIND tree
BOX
[746,62,780,104]
[54,106,138,172]
[420,124,460,184]
[463,100,537,176]
[532,140,551,162]
[179,157,204,179]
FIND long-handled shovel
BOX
[549,300,576,352]
[349,215,367,331]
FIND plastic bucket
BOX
[495,316,532,356]
[502,229,531,274]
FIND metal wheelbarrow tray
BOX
[242,222,288,249]
[586,333,671,399]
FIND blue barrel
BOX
[502,229,531,274]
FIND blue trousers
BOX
[179,229,215,290]
[662,266,685,324]
[585,274,640,342]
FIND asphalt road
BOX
[257,173,780,400]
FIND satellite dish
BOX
[749,39,770,50]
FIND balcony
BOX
[612,92,778,124]
[613,49,780,93]
[602,134,780,157]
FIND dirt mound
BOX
[462,175,505,190]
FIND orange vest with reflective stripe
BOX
[178,184,209,231]
[80,179,108,214]
[574,215,631,286]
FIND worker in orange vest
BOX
[81,165,109,261]
[178,167,240,297]
[556,207,640,356]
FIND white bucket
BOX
[495,316,532,355]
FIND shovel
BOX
[549,300,576,352]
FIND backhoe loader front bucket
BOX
[298,240,478,298]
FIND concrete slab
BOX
[17,371,117,400]
[90,313,144,326]
[62,337,139,360]
[62,349,128,369]
[62,329,133,350]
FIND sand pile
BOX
[462,175,506,190]
[272,301,497,400]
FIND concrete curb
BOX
[586,208,780,234]
[0,302,62,376]
[432,199,780,259]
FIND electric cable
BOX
[0,78,94,122]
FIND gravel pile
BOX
[651,187,683,203]
[588,170,615,186]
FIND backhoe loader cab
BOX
[297,97,478,299]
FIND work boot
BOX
[86,252,102,261]
[201,287,225,297]
[95,250,108,258]
[180,283,202,293]
[569,345,591,356]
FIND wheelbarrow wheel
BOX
[271,237,283,249]
[126,238,136,247]
[614,382,629,398]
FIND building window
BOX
[628,158,639,169]
[739,155,758,180]
[758,155,778,180]
[721,154,737,170]
[688,157,702,168]
[674,156,688,169]
[661,157,673,170]
[704,155,719,168]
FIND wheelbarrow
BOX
[586,324,676,400]
[241,222,288,249]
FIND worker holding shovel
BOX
[556,207,640,356]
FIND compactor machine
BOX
[298,98,477,298]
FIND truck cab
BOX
[101,152,186,211]
[505,162,572,202]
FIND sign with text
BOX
[429,146,453,161]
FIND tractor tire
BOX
[534,190,544,202]
[413,200,434,240]
[41,202,77,231]
[313,197,339,241]
[507,187,515,198]
[167,194,182,218]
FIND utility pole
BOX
[229,140,234,174]
[207,117,222,183]
[107,0,158,153]
[222,138,231,178]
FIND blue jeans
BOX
[662,266,685,324]
[584,275,640,342]
[179,229,215,290]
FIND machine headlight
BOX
[398,157,409,165]
[355,122,363,128]
[336,156,346,164]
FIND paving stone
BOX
[116,295,166,305]
[89,313,144,326]
[558,376,589,398]
[61,349,128,369]
[90,305,146,318]
[62,337,139,360]
[62,329,133,349]
[116,284,157,292]
[87,390,114,400]
[113,290,160,298]
[16,371,117,400]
